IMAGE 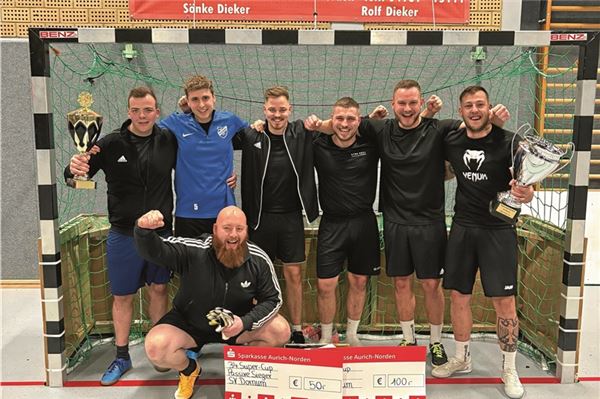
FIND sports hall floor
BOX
[1,286,598,399]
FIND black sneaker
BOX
[290,331,306,344]
[429,342,449,367]
[398,339,417,346]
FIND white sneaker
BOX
[345,334,361,347]
[502,368,524,398]
[431,357,472,378]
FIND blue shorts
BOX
[106,229,171,296]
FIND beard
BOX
[463,113,491,132]
[334,130,357,144]
[396,113,420,129]
[213,238,248,269]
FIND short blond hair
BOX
[264,85,290,101]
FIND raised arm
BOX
[490,104,510,127]
[368,105,389,119]
[134,210,190,275]
[421,95,443,119]
[304,114,333,134]
[177,95,191,113]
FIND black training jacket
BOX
[64,120,177,235]
[233,119,319,230]
[134,227,283,333]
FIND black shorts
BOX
[317,213,381,279]
[250,211,305,264]
[443,223,518,297]
[174,216,216,238]
[156,307,241,349]
[383,220,446,279]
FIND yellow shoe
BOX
[174,361,201,399]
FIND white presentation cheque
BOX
[224,345,426,399]
[342,345,426,399]
[224,345,343,399]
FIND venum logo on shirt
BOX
[217,126,228,138]
[462,149,488,182]
[350,151,367,158]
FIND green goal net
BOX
[48,41,577,371]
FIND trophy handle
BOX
[510,123,534,172]
[515,123,533,138]
[551,141,575,175]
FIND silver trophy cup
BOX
[489,133,571,224]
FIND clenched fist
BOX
[425,95,443,115]
[304,114,323,131]
[69,145,100,176]
[509,179,534,204]
[490,104,510,126]
[178,95,191,113]
[137,210,165,230]
[368,105,388,120]
[251,119,266,132]
[70,154,90,177]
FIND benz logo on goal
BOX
[40,30,78,39]
[550,33,587,42]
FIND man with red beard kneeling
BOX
[134,206,290,399]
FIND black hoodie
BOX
[233,119,319,230]
[64,120,177,235]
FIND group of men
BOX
[66,75,533,399]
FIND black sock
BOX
[180,358,197,376]
[116,344,130,361]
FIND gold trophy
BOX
[67,92,103,189]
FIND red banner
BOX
[130,0,469,24]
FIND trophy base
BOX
[489,199,520,224]
[67,178,96,190]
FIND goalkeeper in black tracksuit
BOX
[134,206,291,399]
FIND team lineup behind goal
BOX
[29,28,598,386]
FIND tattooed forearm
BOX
[497,317,519,352]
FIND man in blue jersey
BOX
[159,75,247,237]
